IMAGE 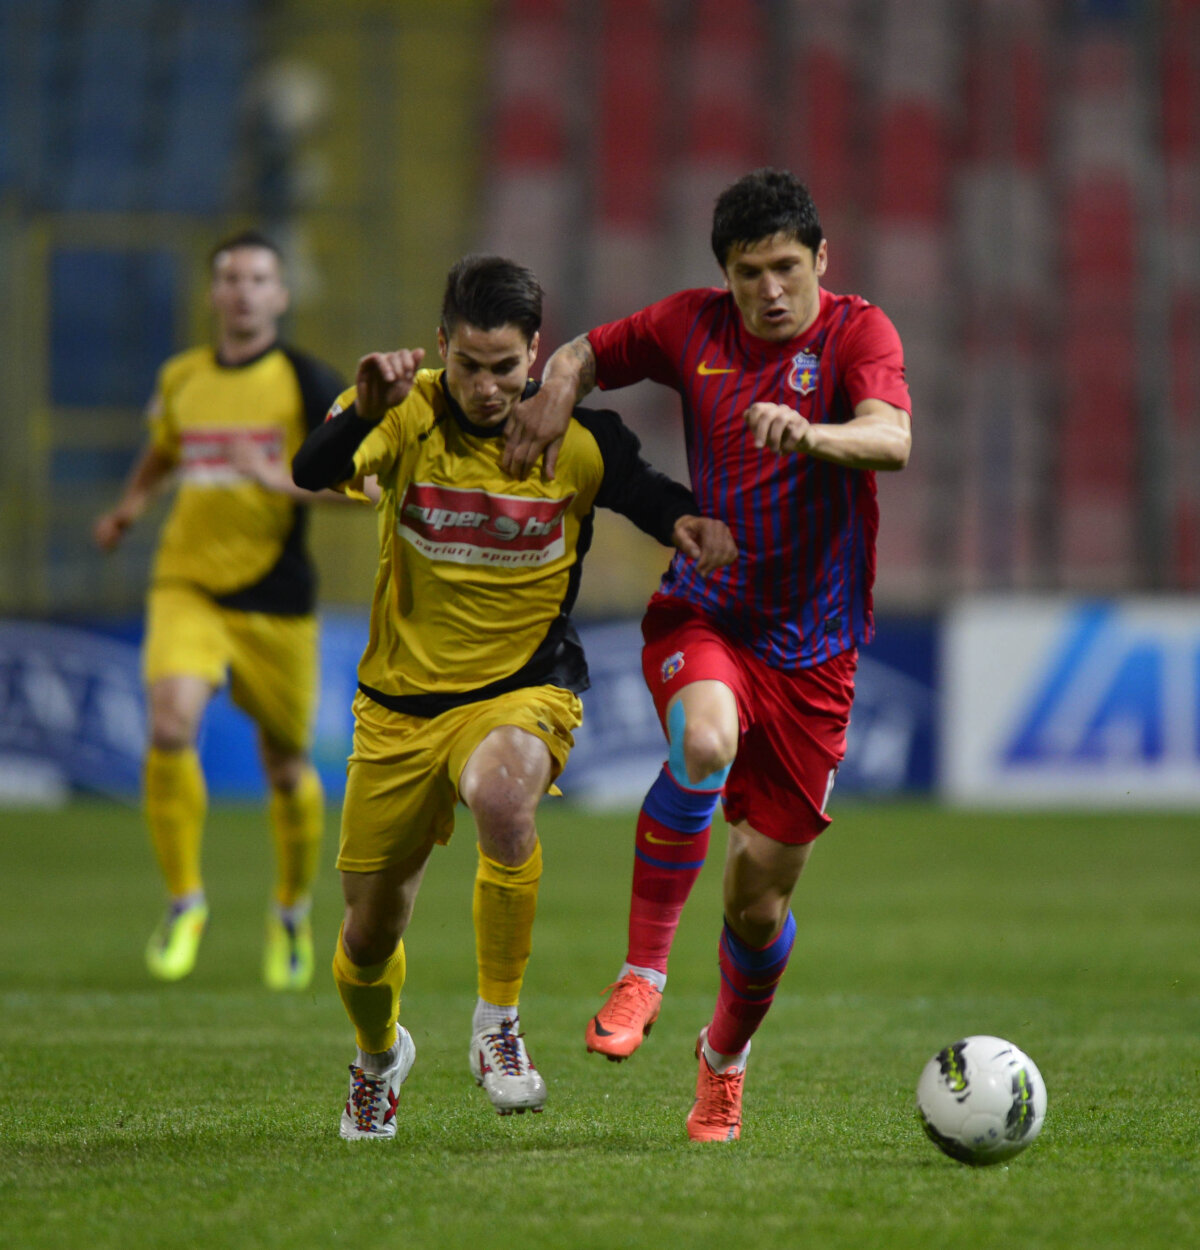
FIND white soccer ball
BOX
[915,1035,1047,1166]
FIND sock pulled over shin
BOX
[707,911,797,1057]
[332,926,406,1057]
[269,765,325,908]
[473,841,542,1008]
[144,746,207,898]
[625,766,719,975]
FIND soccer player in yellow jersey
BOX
[292,255,736,1134]
[93,230,351,990]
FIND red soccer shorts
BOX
[640,595,857,845]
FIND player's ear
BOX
[437,326,448,361]
[815,240,828,277]
[527,330,540,366]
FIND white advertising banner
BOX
[942,597,1200,807]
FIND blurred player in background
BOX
[291,255,735,1136]
[505,169,912,1141]
[93,230,349,990]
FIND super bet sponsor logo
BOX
[398,481,574,567]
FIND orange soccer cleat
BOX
[686,1027,748,1143]
[585,973,663,1061]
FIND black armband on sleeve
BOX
[292,402,375,490]
[571,406,698,545]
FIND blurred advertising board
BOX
[0,613,936,805]
[942,598,1200,807]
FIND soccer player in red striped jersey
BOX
[504,169,912,1141]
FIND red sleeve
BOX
[839,303,912,417]
[586,290,704,391]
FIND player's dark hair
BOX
[208,229,284,273]
[711,168,823,267]
[440,254,543,344]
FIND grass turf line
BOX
[0,800,1196,1249]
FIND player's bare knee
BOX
[682,723,735,786]
[466,777,539,841]
[262,750,306,793]
[149,712,195,752]
[472,795,538,866]
[725,897,789,948]
[341,911,402,967]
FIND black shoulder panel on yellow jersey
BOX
[570,406,698,544]
[358,613,589,718]
[210,345,340,616]
[282,346,347,433]
[214,508,315,616]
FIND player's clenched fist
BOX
[743,401,813,454]
[356,348,426,424]
[670,515,738,578]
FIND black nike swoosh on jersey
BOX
[591,1017,615,1036]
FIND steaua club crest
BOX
[661,651,685,682]
[787,349,820,395]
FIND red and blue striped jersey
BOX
[588,286,911,670]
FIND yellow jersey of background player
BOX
[148,336,342,611]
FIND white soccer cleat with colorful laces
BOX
[339,1025,416,1141]
[470,1020,546,1115]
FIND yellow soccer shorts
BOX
[337,684,583,873]
[143,583,318,755]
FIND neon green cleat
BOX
[263,908,314,991]
[145,898,209,982]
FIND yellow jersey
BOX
[313,370,696,715]
[149,342,344,613]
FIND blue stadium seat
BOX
[50,248,177,407]
[152,9,252,213]
[59,0,158,211]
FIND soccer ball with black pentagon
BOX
[915,1035,1046,1165]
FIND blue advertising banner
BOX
[0,613,936,805]
[942,597,1200,806]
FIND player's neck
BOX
[217,328,278,366]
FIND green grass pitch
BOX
[1,799,1197,1249]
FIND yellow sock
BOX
[333,926,406,1055]
[269,766,325,908]
[144,746,206,898]
[473,841,542,1007]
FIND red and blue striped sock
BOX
[707,911,798,1057]
[625,767,717,975]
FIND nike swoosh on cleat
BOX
[697,360,736,376]
[591,1017,615,1036]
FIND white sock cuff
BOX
[702,1036,750,1074]
[620,963,666,993]
[473,998,520,1035]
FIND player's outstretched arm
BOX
[671,516,738,578]
[92,443,175,551]
[503,334,597,481]
[743,398,911,470]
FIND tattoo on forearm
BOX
[567,336,596,399]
